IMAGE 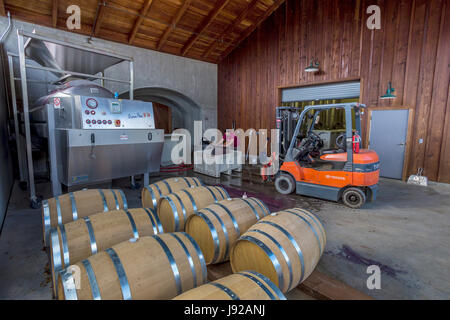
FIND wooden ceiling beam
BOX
[94,1,108,36]
[52,0,58,28]
[157,0,192,50]
[0,0,6,17]
[203,0,260,58]
[129,0,154,44]
[181,0,231,56]
[219,0,286,61]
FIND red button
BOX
[115,120,121,127]
[86,119,91,124]
[91,110,96,115]
[92,120,96,124]
[103,120,107,124]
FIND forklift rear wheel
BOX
[275,173,296,195]
[342,187,366,209]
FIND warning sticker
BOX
[53,97,61,109]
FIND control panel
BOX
[81,96,156,129]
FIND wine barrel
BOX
[50,208,163,296]
[157,186,229,232]
[42,189,128,246]
[230,208,326,293]
[57,233,207,300]
[141,177,203,209]
[185,197,270,264]
[173,271,286,300]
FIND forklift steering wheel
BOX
[336,133,346,149]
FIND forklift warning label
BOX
[325,175,346,180]
[53,97,61,109]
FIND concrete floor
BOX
[0,170,449,299]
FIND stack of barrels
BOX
[43,176,326,300]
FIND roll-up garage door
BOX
[281,81,360,102]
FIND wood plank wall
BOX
[218,0,450,182]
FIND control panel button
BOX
[86,98,98,109]
[115,120,121,127]
[91,110,96,115]
[86,119,91,124]
[98,120,102,124]
[92,120,96,124]
[108,120,112,124]
[85,110,90,115]
[102,120,107,124]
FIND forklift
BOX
[273,103,380,208]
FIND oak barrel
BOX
[50,208,163,296]
[157,186,229,232]
[42,189,128,246]
[185,197,270,264]
[173,271,286,300]
[57,233,207,300]
[230,208,326,293]
[141,177,203,209]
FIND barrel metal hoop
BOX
[60,224,70,267]
[50,227,62,272]
[203,207,230,262]
[143,208,159,235]
[43,200,51,244]
[111,190,120,210]
[152,235,182,295]
[238,272,277,300]
[241,198,260,220]
[56,196,62,225]
[213,186,227,199]
[168,233,197,288]
[257,220,305,286]
[125,211,139,239]
[251,198,270,217]
[181,177,192,188]
[205,186,218,203]
[60,269,79,300]
[195,211,220,264]
[182,232,208,284]
[181,189,197,212]
[82,259,101,300]
[145,186,158,209]
[169,194,184,231]
[214,203,240,236]
[285,210,322,254]
[69,192,78,221]
[247,229,293,292]
[217,186,230,199]
[162,180,173,194]
[154,183,163,196]
[193,178,201,186]
[83,216,98,255]
[239,235,284,292]
[244,271,287,300]
[118,189,128,210]
[98,189,108,212]
[292,208,326,250]
[105,248,132,300]
[208,282,240,300]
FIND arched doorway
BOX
[120,87,202,136]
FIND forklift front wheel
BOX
[275,173,296,195]
[342,187,366,209]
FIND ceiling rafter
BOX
[219,0,286,61]
[52,0,58,27]
[157,0,192,50]
[181,0,232,56]
[129,0,154,44]
[0,0,6,16]
[203,0,260,58]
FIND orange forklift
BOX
[273,103,380,208]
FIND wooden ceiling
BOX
[2,0,286,63]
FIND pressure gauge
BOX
[86,98,98,109]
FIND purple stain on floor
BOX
[327,245,407,278]
[219,184,287,212]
